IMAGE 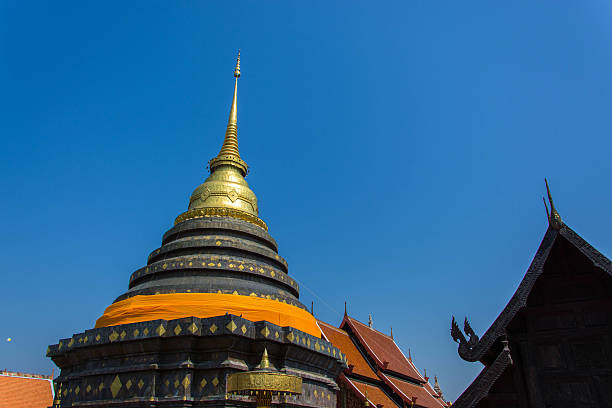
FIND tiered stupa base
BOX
[48,314,345,407]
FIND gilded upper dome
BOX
[175,51,266,230]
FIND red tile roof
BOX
[343,316,425,382]
[380,373,447,408]
[423,381,443,401]
[319,320,379,380]
[346,377,400,408]
[0,372,54,408]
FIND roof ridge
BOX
[348,316,395,339]
[0,370,53,380]
[317,319,348,333]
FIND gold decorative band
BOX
[227,372,302,394]
[175,207,268,231]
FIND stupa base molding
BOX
[48,315,345,407]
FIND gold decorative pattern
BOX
[120,330,126,340]
[286,332,295,342]
[241,324,247,334]
[133,329,140,337]
[109,331,119,342]
[86,384,92,393]
[226,320,237,332]
[110,375,122,398]
[138,379,145,390]
[200,378,207,389]
[227,372,302,394]
[261,327,270,338]
[156,324,166,336]
[182,376,190,388]
[174,325,182,335]
[212,376,219,387]
[189,322,198,334]
[175,207,267,231]
[209,323,218,334]
[126,379,132,390]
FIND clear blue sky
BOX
[1,1,611,401]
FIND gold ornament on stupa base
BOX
[226,348,302,408]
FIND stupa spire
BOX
[209,50,248,176]
[176,50,265,229]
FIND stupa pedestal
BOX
[48,314,344,407]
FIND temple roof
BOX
[318,320,379,381]
[451,224,612,364]
[342,316,425,382]
[347,377,401,408]
[451,223,612,407]
[320,316,449,408]
[380,373,447,408]
[0,370,54,408]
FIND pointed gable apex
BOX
[452,223,612,363]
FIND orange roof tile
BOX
[318,320,379,380]
[347,377,400,408]
[344,316,425,382]
[380,373,447,408]
[0,373,54,408]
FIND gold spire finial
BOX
[209,50,247,175]
[175,51,266,230]
[259,348,271,370]
[234,49,241,78]
[545,178,562,230]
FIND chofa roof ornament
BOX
[543,178,563,230]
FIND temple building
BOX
[450,184,612,408]
[319,315,449,408]
[0,370,54,408]
[47,52,346,407]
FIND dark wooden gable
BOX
[451,225,612,408]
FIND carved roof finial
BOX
[368,314,373,328]
[545,178,563,230]
[390,326,393,339]
[344,301,347,316]
[408,348,412,361]
[433,376,443,398]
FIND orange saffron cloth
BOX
[95,293,321,337]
